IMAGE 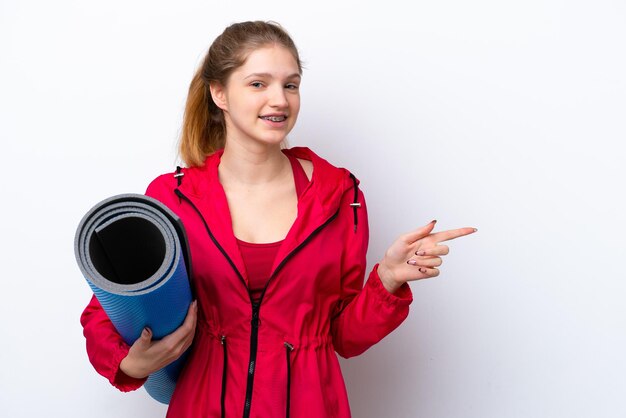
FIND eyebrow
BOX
[243,72,301,80]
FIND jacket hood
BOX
[179,146,357,220]
[174,146,361,281]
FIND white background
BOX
[1,0,625,417]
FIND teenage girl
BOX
[81,20,476,418]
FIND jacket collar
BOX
[176,147,353,282]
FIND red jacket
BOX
[81,147,413,417]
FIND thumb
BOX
[138,327,152,346]
[402,220,437,243]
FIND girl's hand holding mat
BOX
[120,301,198,379]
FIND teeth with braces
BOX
[263,116,286,122]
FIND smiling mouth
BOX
[260,115,287,122]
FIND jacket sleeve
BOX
[331,187,413,358]
[80,295,148,391]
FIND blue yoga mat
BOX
[74,193,193,404]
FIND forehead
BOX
[234,45,300,78]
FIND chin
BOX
[256,133,290,146]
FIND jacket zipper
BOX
[175,188,339,418]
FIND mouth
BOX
[259,115,287,122]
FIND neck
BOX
[219,139,289,185]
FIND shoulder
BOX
[144,161,211,201]
[285,146,367,216]
[145,150,222,198]
[144,169,186,199]
[295,158,314,181]
[283,146,360,186]
[145,172,176,195]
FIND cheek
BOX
[232,99,257,120]
[290,96,301,114]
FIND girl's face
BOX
[211,45,301,148]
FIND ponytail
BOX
[179,66,226,167]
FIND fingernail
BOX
[407,260,417,266]
[473,228,478,232]
[415,250,426,256]
[419,268,427,273]
[431,219,437,224]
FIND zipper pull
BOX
[251,304,260,329]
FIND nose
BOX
[268,84,288,108]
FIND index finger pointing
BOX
[429,227,477,243]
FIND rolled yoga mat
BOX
[74,193,193,404]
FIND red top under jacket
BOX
[237,153,311,303]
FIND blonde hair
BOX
[179,21,303,167]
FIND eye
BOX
[285,83,299,90]
[250,81,264,88]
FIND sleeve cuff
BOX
[366,264,413,306]
[110,343,147,392]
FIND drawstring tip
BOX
[348,173,361,235]
[174,166,184,203]
[284,341,294,418]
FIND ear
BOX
[209,81,228,111]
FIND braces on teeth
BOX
[264,116,285,122]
